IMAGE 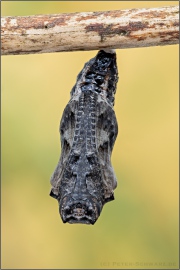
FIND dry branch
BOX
[1,5,179,55]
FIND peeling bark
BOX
[1,5,179,55]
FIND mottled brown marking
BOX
[96,10,125,17]
[86,23,130,42]
[137,36,147,41]
[3,15,68,31]
[9,49,41,54]
[128,21,149,30]
[17,17,44,29]
[45,17,68,28]
[173,21,179,27]
[133,10,168,19]
[30,39,39,43]
[76,9,126,21]
[160,30,179,40]
[157,22,165,26]
[76,15,95,22]
[85,21,151,42]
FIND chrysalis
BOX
[50,49,118,224]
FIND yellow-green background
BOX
[1,1,179,269]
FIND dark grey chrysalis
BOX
[50,49,118,224]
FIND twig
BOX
[1,5,179,55]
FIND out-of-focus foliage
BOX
[1,1,178,269]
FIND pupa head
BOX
[59,194,103,225]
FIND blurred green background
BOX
[1,1,179,269]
